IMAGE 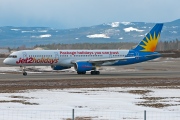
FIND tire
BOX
[77,71,86,74]
[23,72,27,76]
[96,71,100,75]
[91,71,100,75]
[91,71,94,75]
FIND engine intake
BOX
[74,62,95,72]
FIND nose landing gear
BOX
[23,71,27,76]
[20,66,27,76]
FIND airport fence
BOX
[0,109,180,120]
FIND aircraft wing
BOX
[89,57,135,63]
[160,52,175,56]
[142,53,174,58]
[71,57,135,64]
[145,54,161,57]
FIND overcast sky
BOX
[0,0,179,29]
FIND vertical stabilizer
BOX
[133,23,163,52]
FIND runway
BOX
[1,70,180,81]
[0,57,180,92]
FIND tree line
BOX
[34,39,180,51]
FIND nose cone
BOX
[3,58,9,65]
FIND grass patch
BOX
[0,100,39,105]
[136,103,171,108]
[69,92,88,93]
[10,95,35,99]
[65,116,97,120]
[127,90,153,95]
[136,97,180,108]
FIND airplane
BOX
[3,23,163,76]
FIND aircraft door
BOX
[109,52,112,58]
[23,52,27,59]
[136,52,139,60]
[54,52,59,60]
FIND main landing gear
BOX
[91,67,100,75]
[20,66,27,76]
[77,70,100,75]
[91,71,100,75]
[77,71,86,74]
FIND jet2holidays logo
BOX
[16,57,58,64]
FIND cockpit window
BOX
[8,55,17,58]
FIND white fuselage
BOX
[4,50,130,67]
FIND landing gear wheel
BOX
[91,71,94,75]
[96,71,100,75]
[91,71,100,75]
[77,71,86,74]
[20,66,27,76]
[23,72,27,76]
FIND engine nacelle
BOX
[51,65,70,70]
[74,62,95,72]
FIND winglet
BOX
[133,23,163,52]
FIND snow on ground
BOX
[38,30,48,33]
[124,27,144,32]
[86,34,110,38]
[121,22,132,25]
[11,29,20,31]
[0,87,180,120]
[21,30,33,33]
[110,22,120,27]
[139,35,145,37]
[119,37,123,40]
[0,67,20,72]
[170,31,177,34]
[39,34,51,38]
[31,34,52,38]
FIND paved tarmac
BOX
[1,57,180,92]
[0,70,180,81]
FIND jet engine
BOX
[74,62,95,72]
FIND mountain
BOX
[0,19,180,47]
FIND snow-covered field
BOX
[1,58,180,119]
[0,87,180,120]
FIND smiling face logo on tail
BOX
[133,23,163,52]
[140,32,160,52]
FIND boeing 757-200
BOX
[3,23,163,76]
